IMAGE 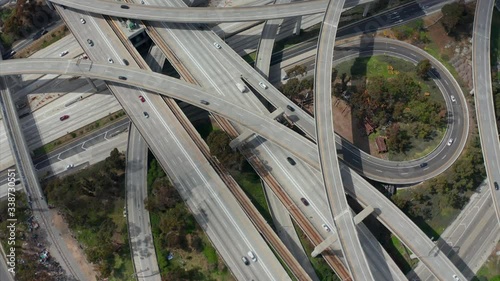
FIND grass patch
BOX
[293,221,340,281]
[231,168,273,224]
[15,25,70,58]
[273,24,321,53]
[33,110,127,158]
[389,235,417,271]
[242,52,256,65]
[475,241,500,281]
[491,9,500,65]
[202,243,218,265]
[0,33,14,49]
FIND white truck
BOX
[236,83,247,93]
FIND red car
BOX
[139,95,145,102]
[59,115,69,121]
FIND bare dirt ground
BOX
[51,210,98,281]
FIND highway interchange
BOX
[0,0,498,280]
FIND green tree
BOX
[386,123,411,153]
[441,3,465,33]
[416,59,432,79]
[281,78,300,97]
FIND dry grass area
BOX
[14,24,70,58]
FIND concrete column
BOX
[293,16,302,35]
[85,78,98,91]
[363,3,372,17]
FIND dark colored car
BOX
[287,105,295,112]
[419,162,428,168]
[87,39,94,47]
[123,59,129,66]
[287,157,296,166]
[200,100,210,105]
[300,198,309,206]
[495,182,499,191]
[120,4,129,9]
[41,29,48,35]
[118,76,127,80]
[59,115,69,121]
[139,96,145,102]
[143,112,149,118]
[241,256,249,265]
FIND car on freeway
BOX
[143,112,149,118]
[59,115,69,121]
[66,164,74,170]
[14,180,20,185]
[259,82,268,89]
[200,100,210,105]
[300,198,309,206]
[82,54,88,59]
[123,59,129,65]
[108,58,114,64]
[282,74,289,80]
[59,50,69,57]
[447,138,454,146]
[41,29,48,35]
[286,105,295,112]
[80,18,86,24]
[494,182,499,191]
[322,224,331,232]
[120,4,129,9]
[213,42,221,49]
[87,39,94,47]
[118,76,127,80]
[139,95,146,102]
[453,274,460,281]
[419,162,428,168]
[241,256,250,265]
[450,95,456,103]
[287,157,296,166]
[247,251,257,262]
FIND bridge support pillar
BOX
[293,16,302,35]
[353,205,374,224]
[86,78,98,92]
[363,3,372,17]
[311,234,337,257]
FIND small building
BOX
[375,136,388,153]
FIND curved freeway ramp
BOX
[313,0,373,279]
[472,0,500,224]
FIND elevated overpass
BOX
[50,0,374,22]
[0,58,466,280]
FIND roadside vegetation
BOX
[42,149,133,280]
[145,154,234,281]
[0,193,68,280]
[391,133,485,235]
[293,222,340,281]
[16,25,71,58]
[0,1,58,49]
[475,241,500,281]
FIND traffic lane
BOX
[251,136,406,280]
[65,7,290,278]
[33,121,129,170]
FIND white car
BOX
[450,95,456,102]
[258,82,268,89]
[213,42,221,49]
[447,138,454,146]
[80,18,86,24]
[322,223,331,232]
[247,251,257,262]
[59,50,69,57]
[108,58,114,64]
[66,164,74,170]
[452,274,460,281]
